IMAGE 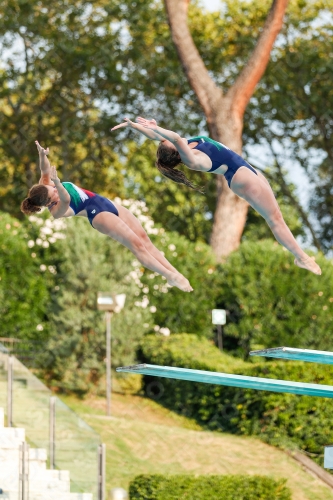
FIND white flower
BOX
[159,327,170,337]
[40,264,47,271]
[36,324,44,331]
[135,296,150,308]
[168,244,176,251]
[52,232,66,240]
[150,306,157,313]
[36,238,43,245]
[42,241,49,248]
[27,240,35,248]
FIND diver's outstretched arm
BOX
[36,141,53,185]
[136,117,204,170]
[111,117,163,141]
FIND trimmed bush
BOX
[140,334,333,463]
[129,474,291,500]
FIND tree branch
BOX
[227,0,289,117]
[163,0,223,122]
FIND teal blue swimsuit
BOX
[187,136,257,187]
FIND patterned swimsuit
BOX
[49,182,118,226]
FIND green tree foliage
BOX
[0,211,49,340]
[0,0,125,215]
[243,0,333,249]
[129,474,291,500]
[1,0,322,246]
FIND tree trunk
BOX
[164,0,289,259]
[208,102,249,259]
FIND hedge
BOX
[129,474,291,500]
[140,334,333,463]
[216,240,333,357]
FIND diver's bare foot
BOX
[294,256,321,275]
[167,273,193,292]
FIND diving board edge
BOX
[116,363,333,398]
[250,346,333,365]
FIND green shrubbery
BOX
[129,474,291,500]
[140,334,333,463]
[142,230,222,338]
[217,240,333,356]
[0,212,50,341]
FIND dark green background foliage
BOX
[140,334,333,464]
[0,212,50,341]
[217,240,333,356]
[141,231,222,337]
[129,474,291,500]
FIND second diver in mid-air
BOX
[112,117,321,276]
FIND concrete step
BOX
[0,427,25,448]
[0,492,15,500]
[0,448,19,490]
[29,447,47,472]
[29,469,70,492]
[29,494,93,500]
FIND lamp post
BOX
[97,292,126,416]
[212,309,226,351]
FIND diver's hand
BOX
[111,117,138,132]
[136,117,158,130]
[35,140,49,156]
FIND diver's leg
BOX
[230,167,321,275]
[92,211,193,291]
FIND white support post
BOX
[19,442,29,500]
[106,312,112,417]
[7,355,13,427]
[49,396,56,469]
[97,443,106,500]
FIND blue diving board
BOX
[116,363,333,398]
[250,347,333,365]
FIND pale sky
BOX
[202,0,222,10]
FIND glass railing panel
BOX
[12,354,50,454]
[0,347,100,499]
[0,347,8,414]
[55,397,100,497]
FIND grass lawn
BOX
[60,391,333,500]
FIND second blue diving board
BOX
[250,347,333,365]
[116,363,333,398]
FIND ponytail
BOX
[21,184,50,215]
[156,142,203,192]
